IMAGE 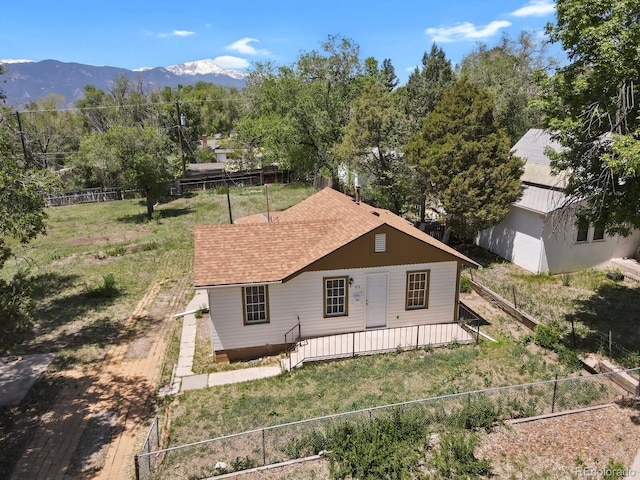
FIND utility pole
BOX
[225,179,233,224]
[175,102,186,178]
[15,111,29,164]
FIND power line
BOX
[15,96,245,114]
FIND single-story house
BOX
[477,129,640,274]
[194,187,478,361]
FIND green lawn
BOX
[4,183,314,364]
[0,183,314,478]
[458,244,640,364]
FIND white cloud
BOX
[511,0,555,17]
[226,37,270,56]
[173,30,195,37]
[213,55,250,69]
[145,29,195,38]
[426,20,512,42]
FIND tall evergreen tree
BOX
[403,44,455,134]
[406,77,524,240]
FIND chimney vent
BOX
[355,185,361,204]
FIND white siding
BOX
[207,261,460,351]
[542,217,640,274]
[477,206,545,273]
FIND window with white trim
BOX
[243,285,269,324]
[406,270,429,310]
[374,233,387,252]
[324,276,348,317]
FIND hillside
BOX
[1,59,246,108]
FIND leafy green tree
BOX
[402,44,455,134]
[459,31,554,145]
[0,104,58,351]
[20,94,84,169]
[543,0,640,235]
[406,77,524,241]
[336,82,412,213]
[72,126,176,218]
[239,35,364,180]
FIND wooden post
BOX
[225,180,233,224]
[551,374,559,413]
[175,102,186,178]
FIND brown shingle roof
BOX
[194,188,478,287]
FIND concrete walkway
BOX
[172,290,282,393]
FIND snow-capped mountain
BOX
[165,59,246,80]
[0,59,246,108]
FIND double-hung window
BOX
[406,270,430,310]
[324,276,348,317]
[243,285,269,324]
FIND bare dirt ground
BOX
[9,251,193,480]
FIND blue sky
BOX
[2,0,558,83]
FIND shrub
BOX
[86,274,118,299]
[460,276,473,293]
[533,322,562,351]
[283,429,328,459]
[106,244,126,257]
[326,409,428,480]
[603,458,627,480]
[451,394,501,431]
[429,430,491,479]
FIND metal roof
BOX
[514,184,567,214]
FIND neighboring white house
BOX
[477,129,640,274]
[194,187,478,361]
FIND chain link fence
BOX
[466,272,640,369]
[135,416,160,480]
[135,368,638,480]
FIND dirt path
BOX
[10,252,193,480]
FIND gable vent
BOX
[375,233,387,253]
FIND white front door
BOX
[366,274,388,328]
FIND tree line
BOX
[1,0,639,350]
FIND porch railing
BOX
[286,307,483,370]
[457,301,482,344]
[284,317,301,371]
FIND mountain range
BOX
[0,59,247,108]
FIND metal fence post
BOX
[512,285,517,309]
[609,331,612,360]
[262,429,266,466]
[551,374,559,413]
[134,454,141,480]
[155,416,160,450]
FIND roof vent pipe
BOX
[355,185,361,204]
